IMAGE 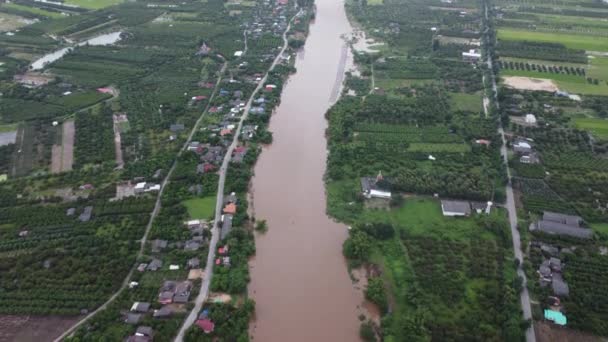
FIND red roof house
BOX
[223,203,237,215]
[196,319,215,333]
[220,128,232,136]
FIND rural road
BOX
[173,9,301,341]
[483,2,536,341]
[53,62,227,342]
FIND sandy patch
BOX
[188,268,205,280]
[209,293,232,304]
[503,76,558,92]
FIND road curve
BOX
[173,9,301,342]
[482,2,536,341]
[53,62,227,342]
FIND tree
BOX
[360,321,377,342]
[343,231,372,262]
[365,277,388,312]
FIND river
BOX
[247,0,364,341]
[30,31,122,70]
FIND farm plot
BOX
[64,0,123,10]
[498,29,608,52]
[574,118,608,140]
[50,120,74,174]
[0,13,33,32]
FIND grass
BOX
[449,92,482,112]
[64,0,123,9]
[360,197,493,240]
[1,3,64,18]
[498,28,608,52]
[0,123,18,133]
[407,143,471,153]
[590,223,608,235]
[375,78,437,91]
[367,0,384,5]
[183,196,216,219]
[573,118,608,140]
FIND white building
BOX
[462,49,481,63]
[525,114,537,124]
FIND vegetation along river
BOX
[248,0,364,340]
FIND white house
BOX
[525,114,537,124]
[441,200,471,216]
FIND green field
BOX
[449,92,482,112]
[183,196,216,219]
[1,3,63,18]
[574,118,608,140]
[498,29,608,52]
[64,0,123,9]
[407,143,471,153]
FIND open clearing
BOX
[501,69,608,95]
[1,3,63,19]
[502,76,558,92]
[535,321,601,342]
[64,0,123,9]
[0,13,33,32]
[50,120,74,173]
[183,196,216,219]
[498,29,608,52]
[574,118,608,140]
[0,315,81,342]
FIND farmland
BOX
[325,0,527,340]
[494,0,608,338]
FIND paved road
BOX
[53,62,227,342]
[482,2,536,341]
[173,10,301,342]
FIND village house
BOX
[360,171,391,199]
[462,49,481,63]
[232,146,248,163]
[185,219,204,230]
[530,211,592,239]
[151,239,168,253]
[124,313,142,325]
[147,259,163,271]
[127,326,154,342]
[134,182,161,194]
[130,302,150,313]
[158,281,177,304]
[153,306,172,318]
[184,240,201,251]
[513,138,533,154]
[170,124,185,132]
[221,214,233,240]
[520,152,540,164]
[78,206,93,222]
[188,258,200,269]
[441,200,471,217]
[173,281,193,303]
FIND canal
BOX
[248,0,363,341]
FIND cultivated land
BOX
[325,0,528,340]
[494,0,608,339]
[0,0,315,341]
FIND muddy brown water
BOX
[248,0,364,341]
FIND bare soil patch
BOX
[535,321,602,342]
[503,76,558,92]
[0,315,81,342]
[50,120,74,174]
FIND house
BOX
[224,192,238,205]
[187,142,201,152]
[158,281,177,304]
[232,146,248,163]
[153,305,173,318]
[197,43,210,56]
[513,139,533,154]
[78,206,93,222]
[173,281,192,303]
[137,263,148,272]
[525,114,537,124]
[552,273,570,297]
[234,51,243,57]
[185,220,204,229]
[250,106,265,115]
[188,258,200,268]
[66,208,76,216]
[221,214,233,240]
[128,326,154,342]
[124,313,142,325]
[169,265,180,271]
[544,309,567,326]
[538,260,552,281]
[475,139,491,146]
[184,240,201,251]
[131,302,150,313]
[462,49,481,63]
[360,171,391,199]
[147,259,163,271]
[170,124,185,132]
[520,153,540,164]
[531,211,592,239]
[196,318,215,333]
[223,202,237,215]
[220,128,233,136]
[441,200,471,217]
[549,257,562,272]
[151,239,168,253]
